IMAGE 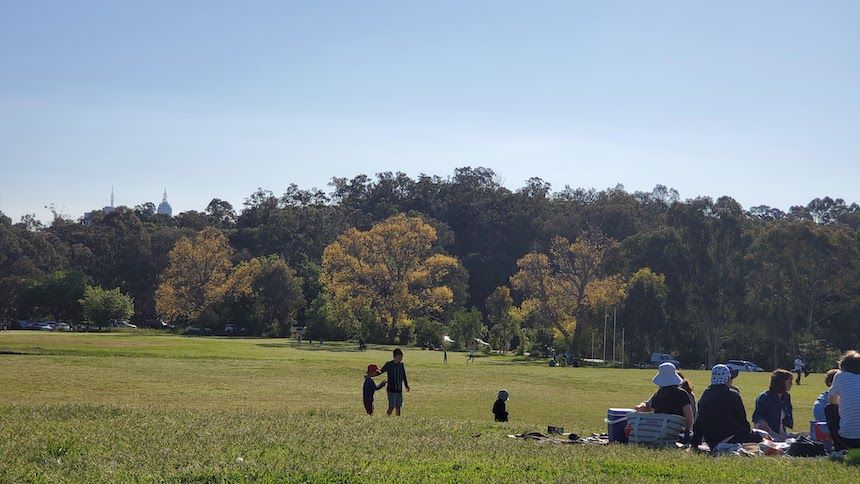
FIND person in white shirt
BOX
[794,355,805,385]
[826,350,860,451]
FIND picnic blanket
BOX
[508,432,609,445]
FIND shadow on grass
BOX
[255,342,369,353]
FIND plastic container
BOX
[813,422,832,452]
[605,408,634,443]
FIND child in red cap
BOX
[363,364,387,415]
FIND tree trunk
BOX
[773,341,779,370]
[806,286,816,333]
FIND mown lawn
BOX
[0,331,856,482]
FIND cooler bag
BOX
[625,412,686,446]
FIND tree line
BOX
[2,167,858,370]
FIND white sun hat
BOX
[652,361,683,387]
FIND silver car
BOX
[725,359,766,372]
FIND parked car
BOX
[725,360,766,372]
[183,326,213,336]
[143,320,175,330]
[52,322,71,331]
[222,324,248,336]
[649,352,681,368]
[36,322,55,331]
[108,320,137,329]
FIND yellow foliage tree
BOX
[155,227,234,322]
[321,214,466,340]
[510,232,625,341]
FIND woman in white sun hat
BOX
[635,362,694,431]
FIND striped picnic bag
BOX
[625,412,686,446]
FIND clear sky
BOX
[2,1,859,222]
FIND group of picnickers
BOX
[359,344,860,460]
[633,350,860,457]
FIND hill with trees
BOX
[2,167,858,369]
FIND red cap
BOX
[367,364,380,375]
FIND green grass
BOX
[0,331,856,482]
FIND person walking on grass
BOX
[380,348,410,416]
[362,364,386,415]
[794,355,805,385]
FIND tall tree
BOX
[155,227,233,324]
[79,285,135,330]
[24,270,87,323]
[510,231,624,347]
[221,255,306,335]
[620,268,669,362]
[321,214,466,341]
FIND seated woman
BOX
[678,372,697,420]
[813,369,839,423]
[635,362,694,431]
[752,369,794,441]
[692,365,766,449]
[826,350,860,451]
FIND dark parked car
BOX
[183,326,213,336]
[222,324,248,336]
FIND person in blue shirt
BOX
[753,369,794,440]
[362,364,386,415]
[813,369,839,422]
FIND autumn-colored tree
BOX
[321,213,466,341]
[155,227,233,323]
[510,231,625,345]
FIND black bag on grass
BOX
[787,436,827,457]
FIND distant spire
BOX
[111,186,114,207]
[157,188,173,217]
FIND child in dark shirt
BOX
[363,364,386,415]
[493,389,509,422]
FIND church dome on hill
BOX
[157,189,173,217]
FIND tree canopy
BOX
[3,167,859,369]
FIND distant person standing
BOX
[380,348,410,416]
[794,355,805,385]
[443,346,448,363]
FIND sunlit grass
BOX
[0,331,854,482]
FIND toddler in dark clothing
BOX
[363,364,386,415]
[493,389,509,422]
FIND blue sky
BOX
[1,1,859,222]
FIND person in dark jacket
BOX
[380,348,410,416]
[692,365,766,449]
[752,369,794,440]
[493,389,509,422]
[362,364,386,415]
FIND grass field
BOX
[1,332,857,482]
